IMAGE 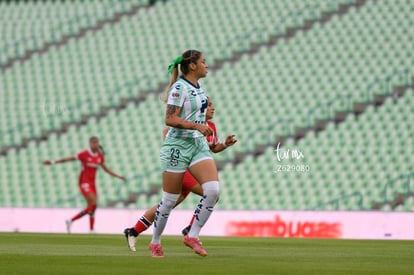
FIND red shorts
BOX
[181,170,198,198]
[79,182,97,197]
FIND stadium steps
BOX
[106,183,160,207]
[0,0,165,72]
[312,173,414,211]
[215,85,414,211]
[216,73,414,170]
[216,0,367,69]
[0,0,368,158]
[370,172,414,210]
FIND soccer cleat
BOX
[123,228,138,252]
[65,220,72,234]
[181,225,191,236]
[89,230,96,234]
[149,243,164,258]
[183,235,207,256]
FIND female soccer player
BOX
[124,98,237,252]
[43,136,126,233]
[146,49,222,258]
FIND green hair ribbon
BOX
[167,56,184,75]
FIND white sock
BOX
[151,192,180,244]
[188,181,219,239]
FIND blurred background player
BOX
[43,136,126,233]
[124,97,237,251]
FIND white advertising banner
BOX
[0,208,413,240]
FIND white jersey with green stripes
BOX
[166,77,208,139]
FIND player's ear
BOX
[189,62,197,71]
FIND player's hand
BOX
[194,124,213,136]
[118,176,127,181]
[43,160,52,166]
[224,134,237,147]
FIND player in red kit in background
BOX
[43,136,126,233]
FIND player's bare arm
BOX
[43,156,76,165]
[101,163,126,181]
[210,134,237,153]
[165,104,213,136]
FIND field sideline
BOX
[0,233,412,275]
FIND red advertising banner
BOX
[226,215,341,238]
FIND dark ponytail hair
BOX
[99,145,105,155]
[161,49,202,102]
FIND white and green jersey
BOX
[166,77,208,139]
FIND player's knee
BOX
[202,181,220,199]
[162,192,180,209]
[88,204,97,214]
[87,196,97,206]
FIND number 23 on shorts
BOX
[170,148,180,160]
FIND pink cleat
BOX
[183,236,207,256]
[149,243,164,258]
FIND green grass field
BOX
[0,233,412,275]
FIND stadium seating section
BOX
[0,0,357,149]
[0,0,413,212]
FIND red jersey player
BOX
[124,97,237,251]
[43,136,126,233]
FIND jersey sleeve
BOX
[76,150,87,162]
[212,125,219,144]
[207,121,219,145]
[167,82,187,107]
[100,153,105,165]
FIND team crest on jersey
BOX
[170,159,178,166]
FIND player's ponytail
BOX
[161,56,183,103]
[99,145,105,155]
[160,50,202,103]
[167,56,183,85]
